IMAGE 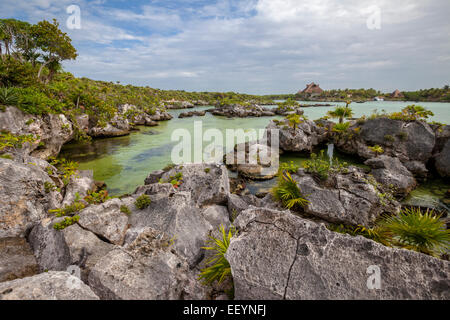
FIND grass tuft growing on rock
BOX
[199,225,236,285]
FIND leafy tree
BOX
[32,19,77,82]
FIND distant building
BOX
[391,89,404,99]
[298,83,324,97]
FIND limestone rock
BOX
[28,218,71,272]
[0,271,99,300]
[88,228,206,300]
[365,156,417,197]
[77,198,130,245]
[227,207,450,300]
[0,237,38,282]
[0,158,62,238]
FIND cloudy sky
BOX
[1,0,449,94]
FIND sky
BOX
[1,0,450,94]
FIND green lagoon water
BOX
[60,101,450,203]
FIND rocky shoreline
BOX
[0,105,449,300]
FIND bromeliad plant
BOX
[329,208,450,258]
[272,171,309,210]
[199,225,236,285]
[376,208,450,257]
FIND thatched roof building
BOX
[391,89,404,98]
[298,83,324,95]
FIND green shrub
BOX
[48,157,79,186]
[135,194,151,209]
[44,181,58,193]
[204,168,211,173]
[120,205,131,215]
[53,215,80,230]
[49,201,85,217]
[0,131,36,152]
[279,161,300,174]
[272,171,309,210]
[199,225,236,285]
[384,134,395,142]
[302,150,348,181]
[368,145,384,155]
[84,189,109,204]
[396,131,408,141]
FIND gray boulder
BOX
[0,158,62,238]
[144,169,165,185]
[0,106,74,159]
[365,156,417,197]
[88,114,130,138]
[360,118,435,162]
[88,227,206,300]
[434,140,450,177]
[227,207,450,300]
[0,271,99,300]
[62,224,114,282]
[295,169,400,226]
[125,192,212,267]
[266,119,326,152]
[61,170,95,206]
[0,237,38,282]
[77,198,130,245]
[27,218,71,272]
[161,164,230,207]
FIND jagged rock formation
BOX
[209,104,275,118]
[226,207,450,300]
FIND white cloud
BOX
[1,0,449,93]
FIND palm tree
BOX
[327,101,354,123]
[286,113,301,130]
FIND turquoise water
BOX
[293,100,450,124]
[60,101,450,197]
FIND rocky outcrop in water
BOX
[365,156,417,197]
[266,119,327,152]
[224,142,280,180]
[332,118,442,176]
[164,101,195,109]
[209,104,275,118]
[178,110,206,118]
[294,168,400,226]
[226,207,450,300]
